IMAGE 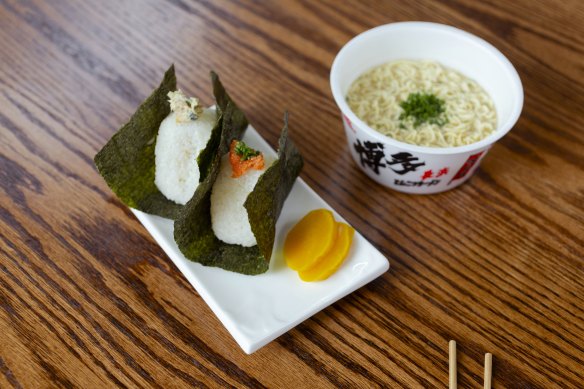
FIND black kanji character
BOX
[354,140,386,174]
[386,152,425,175]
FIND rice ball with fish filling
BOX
[211,151,273,247]
[154,108,215,205]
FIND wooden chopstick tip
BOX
[449,340,457,389]
[484,352,493,389]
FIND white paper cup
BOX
[330,22,523,194]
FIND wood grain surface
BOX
[1,0,583,387]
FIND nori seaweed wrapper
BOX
[94,66,247,219]
[174,113,303,275]
[94,64,180,218]
[196,71,248,182]
[245,112,303,263]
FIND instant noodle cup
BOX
[330,22,523,194]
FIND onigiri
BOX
[154,91,215,205]
[210,141,273,247]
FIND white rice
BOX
[154,108,215,205]
[210,154,273,247]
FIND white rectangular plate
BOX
[132,126,389,354]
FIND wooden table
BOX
[1,1,583,387]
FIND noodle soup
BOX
[330,22,523,193]
[346,60,497,148]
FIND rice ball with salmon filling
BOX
[155,90,215,205]
[211,140,274,247]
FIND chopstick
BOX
[484,353,493,389]
[449,340,457,389]
[448,341,493,389]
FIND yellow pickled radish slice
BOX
[284,209,337,271]
[299,223,355,282]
